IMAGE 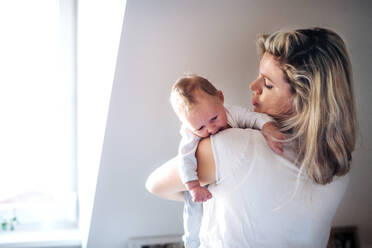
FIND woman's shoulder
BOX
[211,128,265,154]
[211,128,269,182]
[196,128,262,185]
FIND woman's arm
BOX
[145,137,216,201]
[145,156,185,201]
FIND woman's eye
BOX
[264,78,273,89]
[211,116,218,121]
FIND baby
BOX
[170,74,285,203]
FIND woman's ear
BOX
[217,90,224,104]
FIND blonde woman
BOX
[146,27,357,247]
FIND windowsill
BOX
[0,228,81,248]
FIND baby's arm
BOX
[227,105,286,154]
[261,122,286,154]
[178,126,212,202]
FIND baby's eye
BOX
[198,125,205,131]
[211,115,218,121]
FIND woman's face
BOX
[249,52,294,116]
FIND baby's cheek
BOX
[221,120,229,129]
[202,133,211,138]
[197,131,209,138]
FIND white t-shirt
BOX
[199,128,349,248]
[178,105,272,184]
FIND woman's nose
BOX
[249,78,263,94]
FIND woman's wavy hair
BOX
[257,27,357,185]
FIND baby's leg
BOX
[182,191,202,248]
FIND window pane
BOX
[0,0,77,227]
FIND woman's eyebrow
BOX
[261,72,276,85]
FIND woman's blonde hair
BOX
[257,27,357,185]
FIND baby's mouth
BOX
[219,126,228,132]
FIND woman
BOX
[146,27,357,247]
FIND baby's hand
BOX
[189,186,212,202]
[262,121,286,155]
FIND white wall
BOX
[88,1,372,247]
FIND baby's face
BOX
[182,90,228,138]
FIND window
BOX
[0,0,78,232]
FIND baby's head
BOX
[170,74,228,138]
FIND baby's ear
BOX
[217,90,224,104]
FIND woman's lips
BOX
[252,98,258,106]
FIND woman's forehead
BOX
[260,53,288,86]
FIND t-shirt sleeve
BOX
[210,128,260,184]
[178,125,201,184]
[226,105,273,129]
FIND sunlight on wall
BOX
[77,1,127,247]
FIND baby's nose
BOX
[208,126,218,135]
